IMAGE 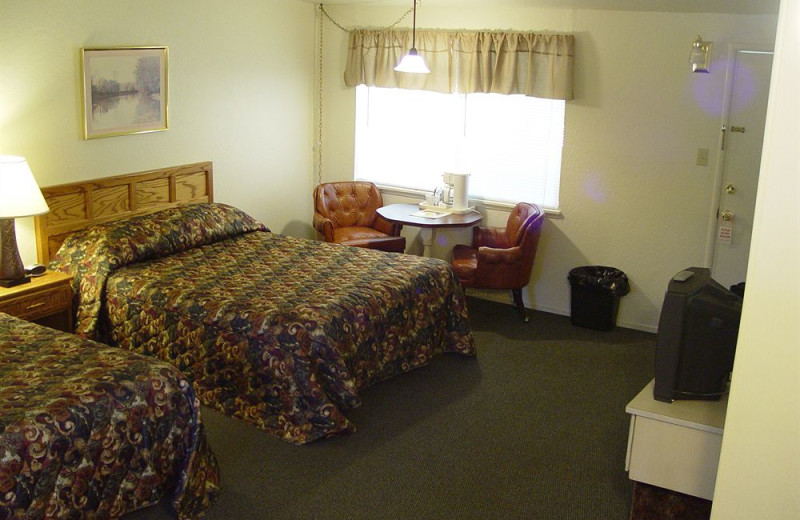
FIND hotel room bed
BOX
[41,165,475,445]
[0,313,219,519]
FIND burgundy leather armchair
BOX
[313,181,406,253]
[451,202,544,321]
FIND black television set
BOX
[653,267,742,403]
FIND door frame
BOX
[704,43,774,268]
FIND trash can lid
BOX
[568,266,630,296]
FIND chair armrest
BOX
[313,212,335,242]
[477,245,523,265]
[474,245,530,289]
[374,214,402,236]
[473,226,511,249]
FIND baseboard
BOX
[618,320,658,334]
[464,290,657,334]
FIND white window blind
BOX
[354,85,565,210]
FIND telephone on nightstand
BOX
[25,264,46,277]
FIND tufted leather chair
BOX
[451,202,545,322]
[313,181,406,253]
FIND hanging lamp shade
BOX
[395,49,430,74]
[394,0,429,74]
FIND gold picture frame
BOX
[81,46,169,139]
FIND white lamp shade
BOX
[0,156,49,218]
[394,49,430,74]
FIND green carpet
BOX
[126,296,655,519]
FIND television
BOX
[653,267,742,403]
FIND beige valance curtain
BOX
[344,29,575,100]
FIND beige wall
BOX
[0,0,317,262]
[712,0,799,516]
[318,5,777,331]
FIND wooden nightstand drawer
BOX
[0,285,72,321]
[0,271,74,333]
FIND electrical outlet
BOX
[696,148,709,166]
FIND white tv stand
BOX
[625,379,728,500]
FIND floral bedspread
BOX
[51,203,475,444]
[0,313,219,520]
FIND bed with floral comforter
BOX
[50,203,475,445]
[0,313,219,519]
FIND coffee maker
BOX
[422,172,472,213]
[440,172,470,212]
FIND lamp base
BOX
[0,218,28,288]
[0,275,31,288]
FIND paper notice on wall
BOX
[718,225,733,244]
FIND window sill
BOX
[377,184,563,218]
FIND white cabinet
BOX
[625,379,728,500]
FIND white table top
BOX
[626,379,729,435]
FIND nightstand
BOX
[0,271,74,332]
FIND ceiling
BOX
[302,0,780,15]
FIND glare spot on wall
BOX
[583,172,607,203]
[691,59,728,115]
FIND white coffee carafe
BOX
[443,172,470,212]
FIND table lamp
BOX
[0,156,49,288]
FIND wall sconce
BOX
[690,35,712,73]
[0,156,49,287]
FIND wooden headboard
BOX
[35,161,214,264]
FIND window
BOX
[354,85,565,210]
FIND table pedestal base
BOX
[419,228,434,257]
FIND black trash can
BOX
[568,266,630,331]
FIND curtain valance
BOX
[344,29,574,100]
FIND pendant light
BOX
[394,0,430,74]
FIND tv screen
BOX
[653,267,742,403]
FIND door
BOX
[711,48,774,290]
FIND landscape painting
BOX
[82,47,168,139]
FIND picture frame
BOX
[81,46,169,139]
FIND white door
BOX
[711,48,774,290]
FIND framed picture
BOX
[81,46,168,139]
